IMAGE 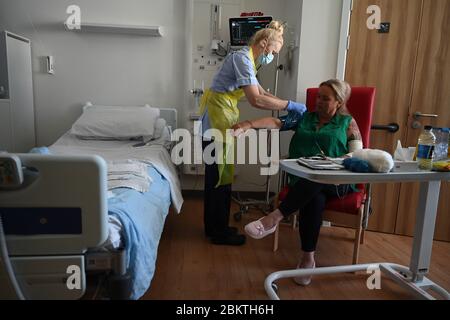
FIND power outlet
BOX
[322,221,331,227]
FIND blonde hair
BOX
[248,20,284,46]
[319,79,352,114]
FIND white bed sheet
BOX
[48,132,183,249]
[50,132,182,212]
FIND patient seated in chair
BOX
[232,79,363,286]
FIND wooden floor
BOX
[144,196,450,300]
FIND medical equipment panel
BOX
[229,16,273,46]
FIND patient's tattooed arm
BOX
[347,118,362,141]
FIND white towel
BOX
[49,144,184,213]
[107,160,152,192]
[108,160,147,175]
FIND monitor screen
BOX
[229,16,273,47]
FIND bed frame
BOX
[0,108,178,300]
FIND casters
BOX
[262,203,273,215]
[233,206,247,222]
[233,205,249,221]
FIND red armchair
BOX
[273,87,376,264]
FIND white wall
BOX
[182,0,293,192]
[296,0,343,103]
[278,0,302,101]
[0,0,188,146]
[0,0,345,193]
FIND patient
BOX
[232,79,363,285]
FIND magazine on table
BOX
[296,156,345,170]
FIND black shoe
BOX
[205,226,238,238]
[210,233,246,246]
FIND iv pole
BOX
[265,53,283,208]
[232,54,283,221]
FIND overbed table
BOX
[265,160,450,300]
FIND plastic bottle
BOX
[416,126,436,170]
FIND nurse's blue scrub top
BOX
[201,47,260,137]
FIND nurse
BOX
[200,20,306,246]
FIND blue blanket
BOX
[108,167,171,300]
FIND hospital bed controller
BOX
[0,154,24,189]
[0,153,131,299]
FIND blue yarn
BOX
[343,157,371,173]
[29,147,50,154]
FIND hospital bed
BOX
[0,108,183,300]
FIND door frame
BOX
[337,0,352,80]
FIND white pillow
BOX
[82,102,153,112]
[152,118,167,140]
[71,104,160,140]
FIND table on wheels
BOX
[265,160,450,300]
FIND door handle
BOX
[413,112,438,119]
[371,123,400,133]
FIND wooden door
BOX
[345,0,424,233]
[395,0,450,241]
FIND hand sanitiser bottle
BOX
[416,126,436,170]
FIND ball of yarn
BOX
[352,149,394,173]
[343,157,371,173]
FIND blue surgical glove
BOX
[286,100,307,115]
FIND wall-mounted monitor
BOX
[229,16,273,47]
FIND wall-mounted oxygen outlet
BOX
[46,56,55,74]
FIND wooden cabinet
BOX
[0,31,35,153]
[345,0,450,241]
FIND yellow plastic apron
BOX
[199,47,257,187]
